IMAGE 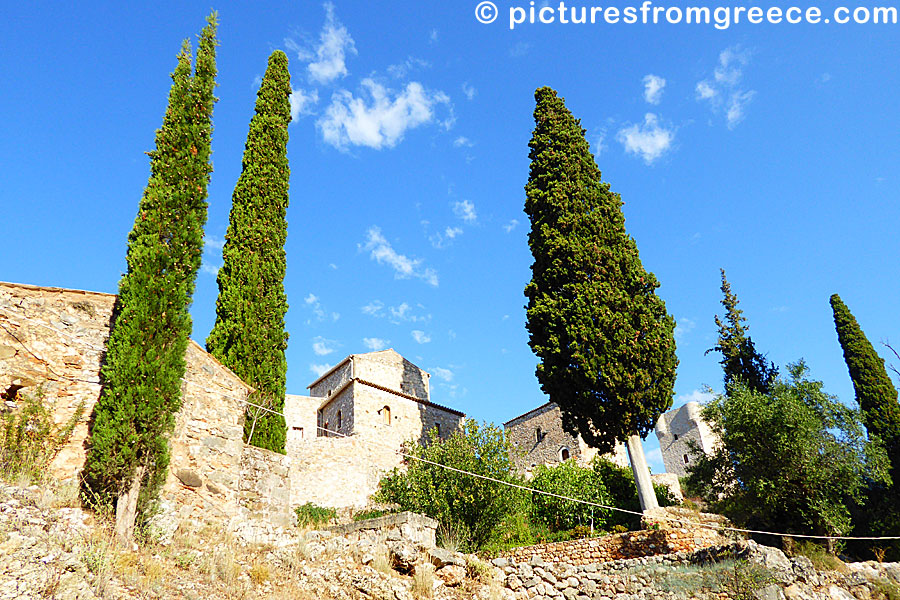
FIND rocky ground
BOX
[3,479,900,600]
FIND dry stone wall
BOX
[328,512,438,548]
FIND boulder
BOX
[437,564,466,587]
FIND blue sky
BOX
[2,1,897,474]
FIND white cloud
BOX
[390,302,430,324]
[453,136,474,148]
[363,337,389,351]
[503,219,519,233]
[361,300,384,316]
[616,113,675,164]
[430,367,454,382]
[696,45,755,129]
[360,227,438,286]
[819,72,832,84]
[310,363,333,377]
[452,200,477,223]
[204,235,225,251]
[429,29,439,44]
[462,82,477,101]
[201,235,224,276]
[387,57,430,79]
[290,88,319,121]
[676,389,715,407]
[593,132,607,157]
[642,74,666,105]
[411,330,431,344]
[429,225,464,249]
[201,262,220,277]
[318,79,450,151]
[674,317,696,340]
[312,336,339,356]
[304,293,340,322]
[306,2,357,84]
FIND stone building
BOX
[0,280,465,539]
[504,402,629,476]
[654,401,721,477]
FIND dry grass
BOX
[249,560,271,585]
[412,564,435,599]
[371,545,393,575]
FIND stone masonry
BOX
[654,401,721,477]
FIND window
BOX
[382,405,391,426]
[292,426,304,439]
[536,427,543,443]
[560,447,570,461]
[674,434,679,441]
[434,423,441,437]
[336,410,342,431]
[683,454,690,464]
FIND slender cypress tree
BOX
[524,87,678,510]
[83,15,217,541]
[830,294,900,470]
[206,50,291,453]
[706,269,777,395]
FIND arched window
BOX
[683,454,690,464]
[536,427,543,443]
[382,405,391,426]
[434,423,441,437]
[336,410,342,431]
[560,447,570,461]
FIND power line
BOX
[238,395,900,542]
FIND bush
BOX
[375,419,527,552]
[0,387,83,482]
[294,503,336,528]
[529,459,611,532]
[352,508,395,522]
[592,457,676,530]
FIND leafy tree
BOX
[82,15,217,541]
[523,86,677,510]
[591,457,676,530]
[830,294,900,473]
[206,50,292,453]
[706,269,777,395]
[375,420,527,551]
[530,459,611,532]
[685,362,888,540]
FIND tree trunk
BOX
[626,434,659,512]
[115,465,146,544]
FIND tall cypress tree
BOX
[83,15,217,541]
[706,269,777,395]
[206,50,291,453]
[830,294,900,470]
[524,87,677,510]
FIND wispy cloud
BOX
[390,302,430,324]
[453,200,477,223]
[362,300,384,316]
[642,74,666,105]
[616,113,675,164]
[290,88,319,121]
[304,2,357,85]
[509,42,531,57]
[312,336,339,356]
[304,293,340,322]
[503,219,519,233]
[387,57,430,79]
[411,330,432,344]
[430,226,463,249]
[310,363,333,377]
[696,45,756,129]
[360,227,438,286]
[674,317,696,340]
[462,82,477,101]
[430,366,454,382]
[363,337,389,351]
[201,235,224,277]
[429,29,439,44]
[676,389,715,407]
[318,79,450,150]
[453,136,474,148]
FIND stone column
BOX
[626,434,659,512]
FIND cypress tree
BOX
[206,50,291,453]
[83,15,217,541]
[830,294,900,471]
[706,269,778,395]
[524,87,678,510]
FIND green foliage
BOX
[591,457,676,530]
[294,503,336,528]
[375,420,527,551]
[206,50,292,454]
[523,86,677,453]
[529,459,611,532]
[633,557,775,600]
[352,508,395,522]
[872,577,900,600]
[0,388,83,482]
[793,541,847,572]
[685,362,888,538]
[706,270,778,395]
[82,14,218,513]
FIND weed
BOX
[294,502,337,528]
[465,555,494,583]
[794,541,847,572]
[353,508,394,521]
[371,545,393,575]
[873,577,900,600]
[874,547,887,563]
[249,560,271,585]
[412,564,435,599]
[437,522,466,553]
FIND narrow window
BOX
[683,454,690,464]
[383,405,391,426]
[536,427,543,443]
[324,421,330,437]
[434,423,441,437]
[560,447,570,461]
[674,434,679,441]
[292,426,304,439]
[336,410,342,431]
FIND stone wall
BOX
[352,351,430,401]
[284,394,321,452]
[308,359,352,399]
[328,512,438,548]
[504,402,629,476]
[499,525,725,566]
[655,402,721,477]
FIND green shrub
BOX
[793,541,847,572]
[0,387,83,483]
[530,460,611,532]
[295,503,336,528]
[352,508,394,522]
[592,457,676,530]
[872,577,900,600]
